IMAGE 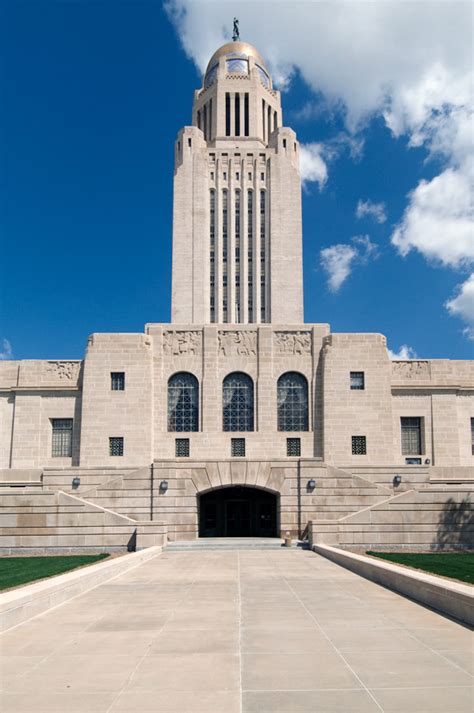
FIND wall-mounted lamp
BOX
[307,479,316,491]
[393,474,402,487]
[425,458,431,465]
[72,476,81,489]
[159,480,169,494]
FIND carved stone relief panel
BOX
[163,331,202,356]
[218,330,257,356]
[46,361,81,381]
[274,331,312,355]
[392,361,431,380]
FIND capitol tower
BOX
[171,39,303,325]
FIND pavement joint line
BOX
[273,550,387,713]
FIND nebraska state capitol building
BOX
[1,40,473,550]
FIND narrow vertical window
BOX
[274,110,277,131]
[203,104,207,141]
[267,105,271,139]
[235,93,240,136]
[209,98,213,140]
[197,110,201,130]
[210,189,216,322]
[225,93,231,136]
[262,100,266,142]
[260,190,266,322]
[244,93,249,136]
[235,189,241,323]
[247,189,254,322]
[222,189,228,323]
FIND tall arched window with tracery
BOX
[168,373,199,432]
[277,372,309,431]
[223,372,254,431]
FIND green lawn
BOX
[0,554,110,591]
[366,551,474,584]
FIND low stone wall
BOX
[0,490,166,552]
[0,545,162,632]
[312,543,474,626]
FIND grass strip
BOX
[366,551,474,584]
[0,554,110,591]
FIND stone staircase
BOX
[166,537,286,551]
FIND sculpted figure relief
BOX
[274,331,312,355]
[46,361,81,381]
[163,331,201,356]
[392,360,430,379]
[218,330,257,356]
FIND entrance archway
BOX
[198,486,278,538]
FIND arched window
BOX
[168,373,199,432]
[223,372,254,431]
[277,372,308,431]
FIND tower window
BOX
[283,139,287,148]
[51,419,73,458]
[248,172,252,181]
[203,104,207,141]
[222,189,229,323]
[111,372,125,391]
[244,93,249,136]
[109,437,124,457]
[225,93,231,136]
[352,436,366,455]
[210,189,216,322]
[247,190,254,322]
[350,372,364,390]
[235,93,240,136]
[188,138,192,147]
[260,189,266,322]
[471,418,474,455]
[235,189,241,323]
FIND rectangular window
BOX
[350,372,364,390]
[471,418,474,456]
[405,457,422,465]
[401,417,422,455]
[352,436,366,455]
[225,93,231,136]
[51,419,73,457]
[109,437,124,457]
[231,438,246,457]
[111,372,125,391]
[235,93,240,136]
[244,93,249,136]
[176,438,190,457]
[287,438,301,457]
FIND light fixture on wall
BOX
[159,480,169,494]
[307,479,316,491]
[72,476,81,489]
[425,458,431,465]
[393,474,402,487]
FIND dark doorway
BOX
[199,487,278,537]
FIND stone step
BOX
[166,537,287,551]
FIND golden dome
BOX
[205,41,268,74]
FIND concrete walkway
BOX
[0,549,472,712]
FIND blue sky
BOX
[1,0,472,361]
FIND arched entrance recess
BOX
[199,486,278,538]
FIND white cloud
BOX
[391,167,474,269]
[320,234,378,292]
[445,273,474,340]
[0,339,13,360]
[388,345,418,360]
[356,199,387,224]
[299,143,328,188]
[320,244,357,292]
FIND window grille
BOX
[51,419,73,457]
[168,373,199,432]
[111,372,125,391]
[109,437,124,457]
[231,438,246,457]
[401,417,422,455]
[235,189,241,322]
[247,190,253,322]
[176,438,190,457]
[352,436,366,455]
[222,189,228,322]
[350,372,364,390]
[277,372,309,431]
[210,189,216,322]
[260,189,266,322]
[223,372,254,432]
[287,438,301,457]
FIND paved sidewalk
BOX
[0,549,472,712]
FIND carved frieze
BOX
[218,330,257,356]
[163,331,201,356]
[392,361,430,380]
[274,331,312,355]
[46,361,81,381]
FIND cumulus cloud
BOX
[299,143,328,188]
[356,199,387,224]
[320,235,377,292]
[0,339,13,360]
[388,344,418,360]
[445,274,474,340]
